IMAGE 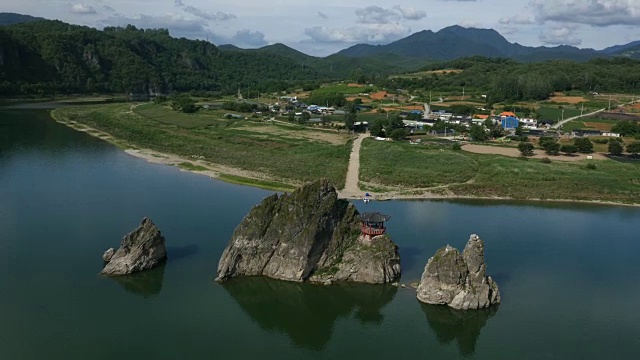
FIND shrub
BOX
[561,144,578,155]
[574,137,594,153]
[585,162,597,170]
[518,142,535,156]
[627,141,640,156]
[608,139,624,156]
[541,157,552,164]
[452,143,462,151]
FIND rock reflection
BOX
[421,304,498,357]
[109,263,166,298]
[222,277,397,351]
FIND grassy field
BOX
[360,139,479,188]
[537,106,582,121]
[52,103,353,188]
[359,139,640,204]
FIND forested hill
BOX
[0,19,324,96]
[335,25,604,62]
[0,13,43,26]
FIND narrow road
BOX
[339,133,368,199]
[551,108,606,129]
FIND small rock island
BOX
[216,179,401,284]
[416,234,500,310]
[101,217,167,276]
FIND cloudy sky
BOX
[6,0,640,56]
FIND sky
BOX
[5,0,640,56]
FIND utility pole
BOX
[608,95,612,111]
[429,90,432,104]
[581,103,584,117]
[462,86,465,101]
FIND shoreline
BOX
[50,109,640,208]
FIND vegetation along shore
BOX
[51,102,640,206]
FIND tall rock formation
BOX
[416,234,500,310]
[101,217,167,276]
[216,179,401,284]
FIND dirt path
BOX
[338,133,368,198]
[462,144,607,161]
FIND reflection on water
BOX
[107,264,166,298]
[421,304,499,357]
[222,277,397,351]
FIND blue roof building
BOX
[501,116,519,129]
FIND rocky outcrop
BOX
[215,179,401,284]
[416,234,500,310]
[101,217,167,276]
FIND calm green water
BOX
[1,108,639,359]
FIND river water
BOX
[1,108,639,359]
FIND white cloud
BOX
[305,23,411,44]
[355,6,400,24]
[174,0,236,22]
[498,15,535,25]
[393,5,427,21]
[458,20,483,28]
[70,4,97,15]
[532,0,640,27]
[318,11,328,19]
[232,29,267,47]
[539,25,582,46]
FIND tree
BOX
[369,119,385,137]
[298,112,310,124]
[344,112,356,131]
[544,142,561,155]
[469,124,487,141]
[574,137,594,153]
[608,138,624,156]
[518,142,534,156]
[561,144,578,155]
[515,122,524,136]
[385,116,404,134]
[389,128,407,141]
[171,94,198,113]
[538,136,560,155]
[627,141,640,156]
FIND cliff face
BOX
[416,234,500,310]
[216,179,401,284]
[101,218,167,276]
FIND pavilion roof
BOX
[359,212,391,223]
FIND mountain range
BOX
[223,25,639,63]
[1,12,639,98]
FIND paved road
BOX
[551,108,606,129]
[339,133,368,199]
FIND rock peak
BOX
[416,234,500,310]
[101,217,167,276]
[216,179,401,284]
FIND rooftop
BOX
[359,212,391,223]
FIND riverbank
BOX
[50,104,640,207]
[50,108,296,192]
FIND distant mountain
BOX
[602,41,640,59]
[335,25,603,62]
[219,42,422,78]
[0,13,44,26]
[601,41,640,54]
